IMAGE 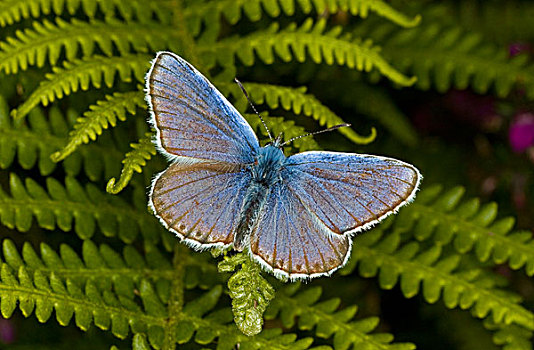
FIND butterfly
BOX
[146,51,422,281]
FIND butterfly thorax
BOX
[250,145,286,187]
[234,145,286,251]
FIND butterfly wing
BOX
[147,52,259,247]
[284,151,421,236]
[248,180,351,280]
[150,162,252,248]
[146,51,259,164]
[249,151,420,280]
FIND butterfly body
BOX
[234,144,286,250]
[146,51,421,281]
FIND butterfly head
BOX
[252,144,286,186]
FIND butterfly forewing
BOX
[146,51,259,164]
[283,151,421,236]
[249,180,351,280]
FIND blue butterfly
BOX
[146,51,421,281]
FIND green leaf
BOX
[218,253,275,336]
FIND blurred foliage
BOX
[0,0,533,349]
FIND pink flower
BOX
[509,112,534,153]
[0,319,15,344]
[509,42,532,57]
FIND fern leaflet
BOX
[106,133,156,194]
[398,185,534,276]
[267,284,416,350]
[0,173,164,244]
[218,253,275,336]
[201,18,416,86]
[355,19,534,98]
[11,54,150,120]
[0,98,124,180]
[51,91,146,162]
[185,0,421,38]
[0,0,173,26]
[219,81,377,145]
[341,227,534,330]
[0,17,176,74]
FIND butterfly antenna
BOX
[280,123,351,147]
[235,78,274,142]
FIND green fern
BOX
[106,133,156,195]
[397,185,534,276]
[0,239,326,349]
[0,97,124,180]
[11,55,149,120]
[354,16,534,98]
[341,225,534,331]
[0,0,173,26]
[0,18,176,74]
[219,82,377,145]
[51,91,146,162]
[0,239,219,297]
[266,283,416,350]
[0,173,163,243]
[218,253,275,336]
[184,0,421,37]
[202,19,416,87]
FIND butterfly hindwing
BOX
[283,151,421,236]
[146,51,259,164]
[249,180,351,280]
[150,162,252,248]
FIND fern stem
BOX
[162,244,186,350]
[168,0,203,70]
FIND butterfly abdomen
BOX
[233,145,286,251]
[234,183,269,251]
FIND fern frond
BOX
[266,284,416,350]
[218,253,275,336]
[0,98,124,180]
[356,20,534,98]
[11,55,150,120]
[106,133,156,195]
[0,243,322,349]
[486,322,533,350]
[0,173,163,243]
[0,18,174,74]
[337,82,418,146]
[202,19,416,86]
[341,228,534,331]
[219,81,377,145]
[0,258,220,346]
[51,91,146,162]
[245,112,321,151]
[397,185,534,276]
[185,0,420,38]
[441,2,534,45]
[0,0,172,27]
[0,239,219,297]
